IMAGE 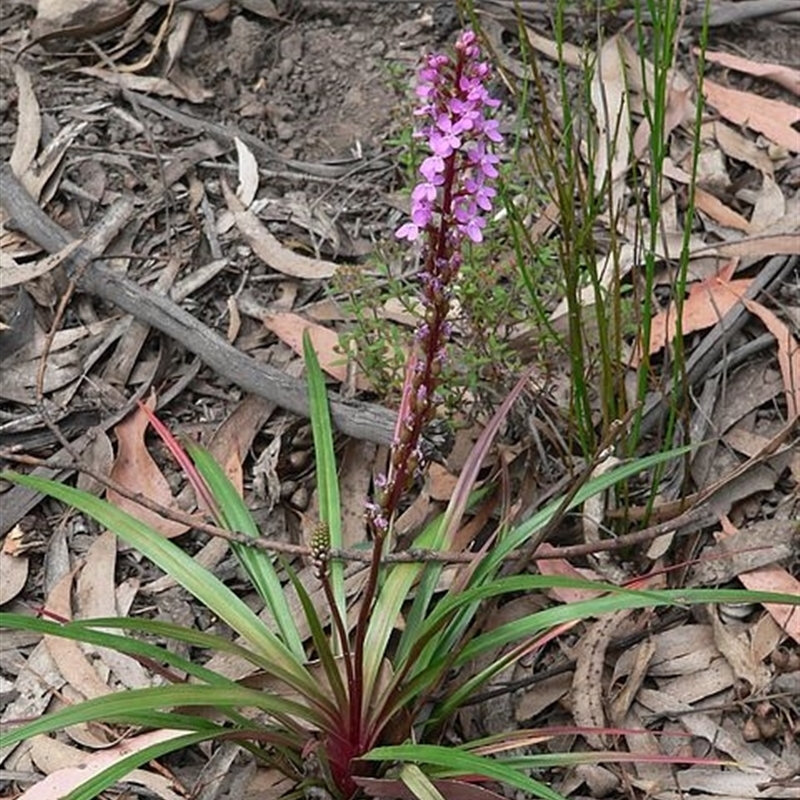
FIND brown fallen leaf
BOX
[0,239,84,290]
[260,311,371,390]
[702,79,800,153]
[698,48,800,97]
[717,516,800,646]
[738,296,800,420]
[75,531,151,690]
[694,186,750,232]
[222,179,339,279]
[23,730,186,800]
[591,34,630,196]
[107,401,192,539]
[571,609,634,748]
[692,231,800,259]
[0,550,28,605]
[338,438,376,548]
[711,120,775,177]
[0,641,64,767]
[9,65,41,182]
[644,261,752,357]
[709,603,771,693]
[76,66,212,103]
[44,568,113,703]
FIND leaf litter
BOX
[0,2,798,799]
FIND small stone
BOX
[275,121,294,142]
[289,485,309,510]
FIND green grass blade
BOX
[362,744,567,800]
[436,586,800,718]
[0,684,321,751]
[399,764,448,800]
[476,446,693,578]
[185,442,305,658]
[457,584,800,666]
[285,567,348,710]
[362,511,446,710]
[1,472,328,712]
[303,330,346,630]
[0,613,256,687]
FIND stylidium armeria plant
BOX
[8,25,794,800]
[368,28,503,538]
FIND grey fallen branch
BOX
[0,162,397,446]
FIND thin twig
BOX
[2,449,713,565]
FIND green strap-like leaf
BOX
[303,330,346,629]
[363,744,567,800]
[186,442,306,658]
[1,471,330,716]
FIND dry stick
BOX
[33,199,137,466]
[0,162,397,446]
[0,450,714,564]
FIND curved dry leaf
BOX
[10,65,41,179]
[710,607,771,692]
[0,551,29,605]
[692,231,800,259]
[223,180,339,279]
[646,265,753,356]
[22,730,186,800]
[76,429,115,495]
[571,609,634,748]
[0,239,83,290]
[591,35,630,196]
[748,175,786,233]
[703,79,800,153]
[77,67,212,103]
[714,521,800,645]
[699,48,800,96]
[32,0,130,40]
[0,643,63,767]
[21,119,88,202]
[165,7,195,73]
[694,187,750,232]
[738,296,800,420]
[75,531,151,689]
[238,0,278,19]
[260,312,371,389]
[712,121,775,176]
[234,136,259,207]
[44,568,114,701]
[534,545,604,604]
[107,403,191,539]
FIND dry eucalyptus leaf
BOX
[32,0,129,40]
[107,403,192,539]
[0,550,28,605]
[24,730,187,800]
[0,642,64,766]
[235,136,260,207]
[10,65,41,180]
[703,79,800,153]
[591,35,630,197]
[222,180,339,279]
